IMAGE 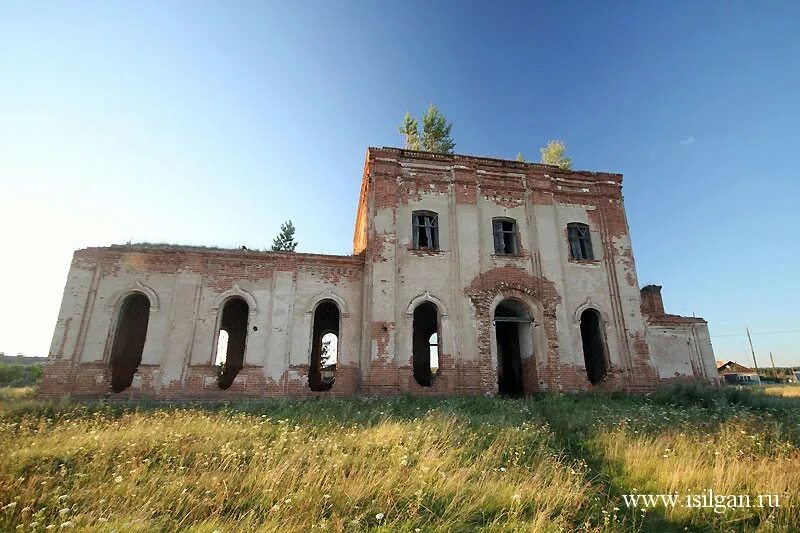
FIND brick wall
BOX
[41,147,714,399]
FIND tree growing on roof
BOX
[420,104,456,154]
[398,112,421,150]
[270,220,298,252]
[540,140,572,169]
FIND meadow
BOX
[1,384,799,532]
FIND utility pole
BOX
[746,326,760,376]
[769,352,778,380]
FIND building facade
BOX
[40,147,718,398]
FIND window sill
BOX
[408,247,445,256]
[568,259,601,266]
[491,253,525,259]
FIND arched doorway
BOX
[309,300,340,391]
[216,298,249,389]
[494,299,532,397]
[580,309,607,385]
[412,302,439,386]
[109,292,150,393]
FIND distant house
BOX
[722,373,761,386]
[716,360,753,375]
[716,360,761,386]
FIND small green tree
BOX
[515,152,525,162]
[420,104,455,154]
[398,112,421,150]
[540,140,572,169]
[271,220,298,252]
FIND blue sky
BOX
[1,1,798,366]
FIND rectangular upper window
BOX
[492,218,517,255]
[412,211,439,250]
[567,223,594,261]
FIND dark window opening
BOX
[412,212,439,250]
[309,300,340,391]
[413,302,439,386]
[580,309,607,385]
[494,301,530,397]
[493,218,517,254]
[216,298,249,389]
[567,223,594,260]
[109,292,150,393]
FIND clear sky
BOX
[1,1,798,366]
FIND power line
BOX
[713,329,800,338]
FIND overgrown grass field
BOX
[1,384,799,532]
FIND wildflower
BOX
[59,509,70,516]
[323,495,331,499]
[512,494,521,501]
[58,496,68,501]
[60,522,75,529]
[375,513,385,521]
[2,502,17,510]
[114,476,123,483]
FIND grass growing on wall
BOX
[1,384,799,532]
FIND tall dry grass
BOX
[0,398,592,531]
[592,421,799,529]
[1,384,798,532]
[764,385,800,398]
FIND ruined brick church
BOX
[41,147,718,398]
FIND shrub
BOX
[0,362,43,387]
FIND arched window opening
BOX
[494,300,532,397]
[109,292,150,393]
[567,223,594,261]
[580,309,607,385]
[320,332,338,385]
[429,332,439,379]
[216,298,249,390]
[413,302,439,386]
[309,300,340,391]
[214,330,229,365]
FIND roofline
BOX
[367,146,623,178]
[74,244,365,263]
